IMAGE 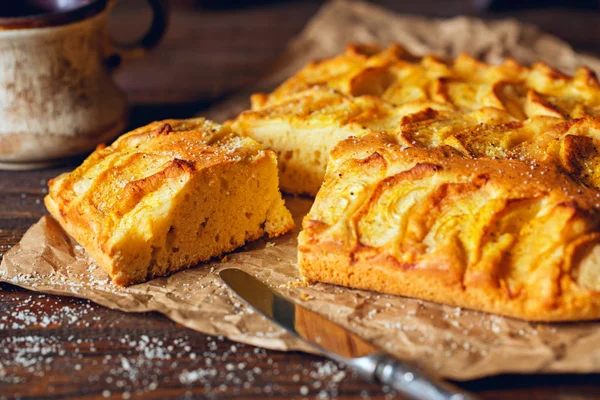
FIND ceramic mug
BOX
[0,0,168,169]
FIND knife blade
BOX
[219,268,479,400]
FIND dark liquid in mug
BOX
[0,0,97,18]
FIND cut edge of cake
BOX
[45,118,295,286]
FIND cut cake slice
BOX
[45,118,294,285]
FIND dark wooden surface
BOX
[3,1,600,399]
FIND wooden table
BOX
[3,1,600,399]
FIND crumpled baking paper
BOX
[4,197,600,380]
[3,0,600,381]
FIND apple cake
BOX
[232,44,600,195]
[45,118,294,286]
[298,133,600,321]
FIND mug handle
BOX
[105,0,170,69]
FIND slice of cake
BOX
[298,133,600,321]
[232,43,600,196]
[45,118,294,286]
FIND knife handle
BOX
[370,354,480,400]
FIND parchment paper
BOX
[3,0,600,381]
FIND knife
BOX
[219,268,480,400]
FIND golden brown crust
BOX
[45,118,294,286]
[298,133,600,321]
[232,43,600,196]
